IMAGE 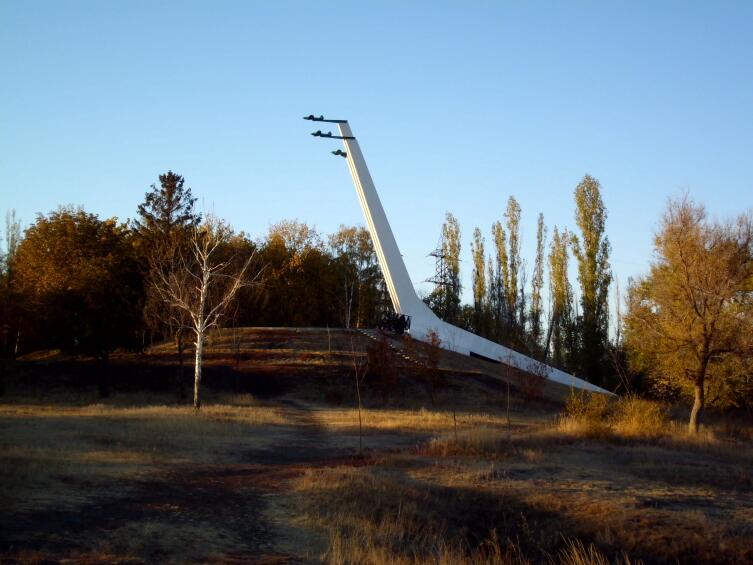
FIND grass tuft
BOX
[558,393,669,442]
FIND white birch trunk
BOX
[193,330,203,409]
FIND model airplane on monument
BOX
[305,115,612,395]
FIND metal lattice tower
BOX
[425,234,450,290]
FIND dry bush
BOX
[555,393,753,456]
[517,373,546,403]
[611,396,667,439]
[517,362,548,402]
[559,391,613,438]
[559,393,672,441]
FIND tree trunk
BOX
[689,381,704,434]
[193,331,203,409]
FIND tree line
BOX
[423,177,753,430]
[0,172,391,393]
[425,175,613,388]
[1,171,751,429]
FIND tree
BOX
[572,175,612,385]
[0,210,22,394]
[489,197,526,347]
[151,216,261,409]
[504,197,523,333]
[133,171,200,241]
[547,227,575,370]
[329,225,384,328]
[442,213,462,323]
[470,227,487,334]
[1,210,22,358]
[135,171,202,387]
[258,220,338,327]
[625,196,753,432]
[490,220,509,341]
[529,213,547,355]
[427,213,462,324]
[14,207,142,396]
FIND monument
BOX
[305,115,611,395]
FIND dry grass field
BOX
[2,328,752,564]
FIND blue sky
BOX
[2,1,752,305]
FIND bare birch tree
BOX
[151,216,262,409]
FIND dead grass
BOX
[313,406,511,433]
[319,393,752,563]
[293,433,753,563]
[0,395,290,427]
[422,427,513,457]
[0,393,296,519]
[4,335,753,565]
[555,392,750,452]
[293,461,647,564]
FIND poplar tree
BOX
[547,227,574,370]
[504,196,522,331]
[470,227,487,334]
[485,197,528,347]
[529,213,546,355]
[431,212,462,324]
[486,260,496,339]
[491,220,509,340]
[572,175,612,385]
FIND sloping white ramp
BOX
[315,118,610,395]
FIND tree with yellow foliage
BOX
[625,196,753,432]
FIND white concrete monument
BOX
[305,115,611,395]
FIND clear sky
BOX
[2,1,752,305]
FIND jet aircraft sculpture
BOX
[306,115,612,395]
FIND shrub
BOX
[561,392,671,442]
[560,391,613,437]
[518,361,548,402]
[612,395,668,438]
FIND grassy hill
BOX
[13,327,571,407]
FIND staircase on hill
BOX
[357,329,426,369]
